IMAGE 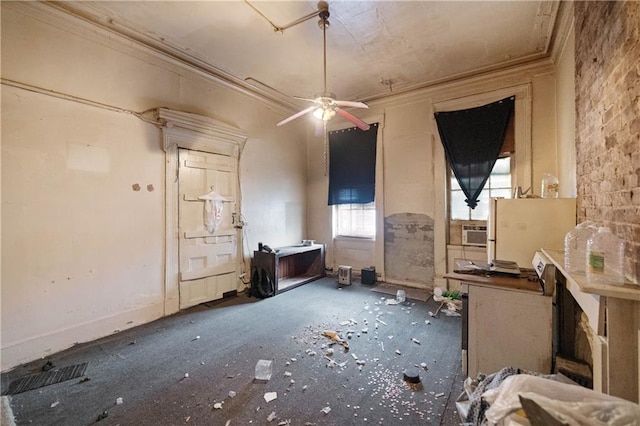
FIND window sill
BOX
[334,235,375,242]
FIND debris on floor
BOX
[254,359,273,381]
[428,301,446,317]
[442,302,462,316]
[321,330,349,349]
[12,285,461,426]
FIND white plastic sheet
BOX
[198,189,228,233]
[483,374,640,426]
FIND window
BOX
[334,202,376,238]
[450,156,512,220]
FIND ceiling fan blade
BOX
[276,106,317,126]
[335,100,369,109]
[335,107,371,131]
[294,96,323,104]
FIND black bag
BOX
[251,266,275,298]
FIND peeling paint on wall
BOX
[384,213,434,285]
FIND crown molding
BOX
[366,59,554,111]
[11,1,298,114]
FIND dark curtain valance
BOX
[434,96,514,209]
[328,123,378,205]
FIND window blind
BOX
[328,123,378,205]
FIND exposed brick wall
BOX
[575,1,640,283]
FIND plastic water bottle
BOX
[541,173,559,198]
[586,227,625,285]
[564,221,596,274]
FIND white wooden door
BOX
[178,148,239,309]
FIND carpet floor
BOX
[1,277,464,426]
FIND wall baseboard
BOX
[1,303,164,372]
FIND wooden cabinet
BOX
[463,281,552,378]
[252,244,326,293]
[445,271,552,378]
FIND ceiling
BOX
[52,1,561,111]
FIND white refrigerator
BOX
[487,198,576,268]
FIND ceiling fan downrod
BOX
[318,4,330,94]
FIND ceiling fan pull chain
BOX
[323,125,328,176]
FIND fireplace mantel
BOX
[542,248,640,403]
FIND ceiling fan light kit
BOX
[274,2,370,132]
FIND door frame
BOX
[158,108,247,315]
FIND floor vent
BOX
[3,362,88,395]
[223,290,238,298]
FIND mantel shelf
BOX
[542,249,640,301]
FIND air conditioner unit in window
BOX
[462,225,487,247]
[338,265,352,285]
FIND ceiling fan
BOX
[276,2,370,131]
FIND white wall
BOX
[2,87,166,367]
[1,3,307,370]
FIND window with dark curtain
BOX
[434,96,514,209]
[328,123,378,205]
